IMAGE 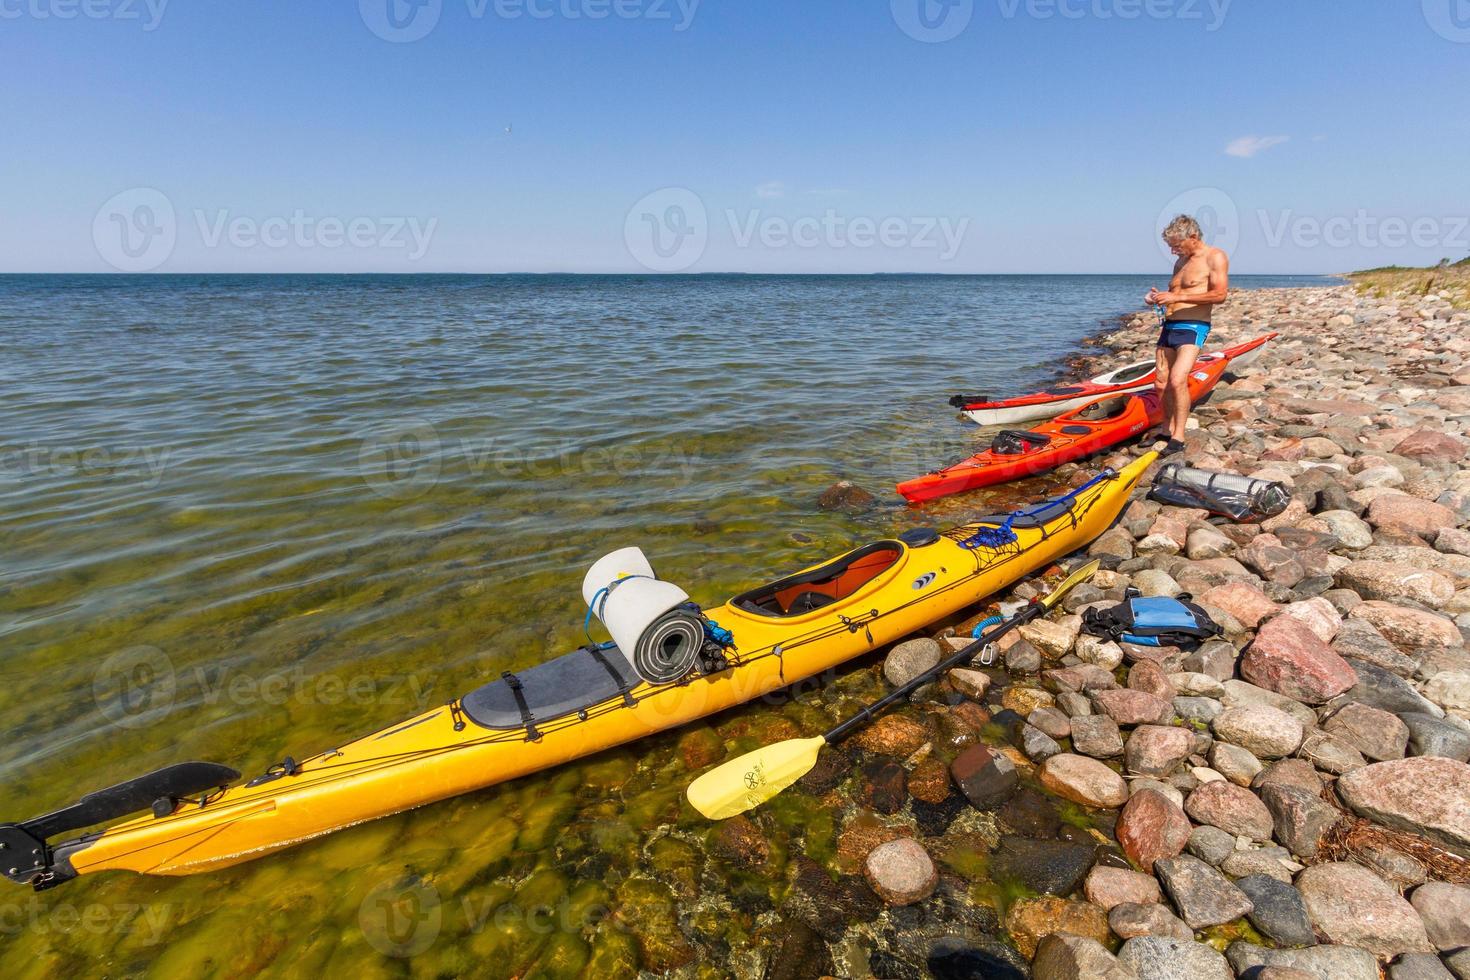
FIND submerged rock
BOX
[991,835,1096,897]
[817,480,875,512]
[1032,934,1134,980]
[1004,896,1111,959]
[883,638,942,687]
[1038,753,1129,809]
[949,743,1018,810]
[863,838,938,906]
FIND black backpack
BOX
[1081,590,1223,648]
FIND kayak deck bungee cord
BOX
[0,453,1154,890]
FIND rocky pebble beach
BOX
[790,282,1470,978]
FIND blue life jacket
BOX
[1082,590,1223,648]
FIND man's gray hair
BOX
[1163,214,1204,242]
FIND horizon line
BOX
[0,271,1347,278]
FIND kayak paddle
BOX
[686,558,1100,820]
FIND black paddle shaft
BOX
[822,601,1044,745]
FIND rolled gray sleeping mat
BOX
[632,608,706,684]
[1150,463,1291,523]
[582,548,704,685]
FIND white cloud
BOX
[755,181,787,199]
[1225,135,1290,158]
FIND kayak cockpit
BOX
[1072,395,1132,421]
[1097,360,1156,385]
[460,645,642,730]
[731,542,905,617]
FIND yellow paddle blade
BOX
[1040,557,1101,613]
[686,736,827,820]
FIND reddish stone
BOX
[1184,780,1275,841]
[864,838,938,906]
[1083,866,1163,910]
[1240,615,1357,704]
[1350,601,1462,652]
[1038,753,1129,809]
[907,757,952,804]
[1200,581,1281,630]
[1261,438,1306,462]
[950,700,992,734]
[1117,789,1192,872]
[852,714,931,756]
[1125,725,1194,778]
[950,743,1018,810]
[1392,429,1469,462]
[1091,689,1174,726]
[1368,495,1460,540]
[1284,397,1377,416]
[1127,660,1177,701]
[1243,539,1306,588]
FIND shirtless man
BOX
[1144,214,1230,456]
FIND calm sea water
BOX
[0,273,1328,977]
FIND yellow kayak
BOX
[0,453,1153,890]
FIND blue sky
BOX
[2,0,1466,273]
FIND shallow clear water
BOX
[0,273,1327,976]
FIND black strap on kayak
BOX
[585,643,637,708]
[501,671,541,742]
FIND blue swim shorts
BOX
[1158,320,1211,349]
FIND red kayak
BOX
[948,333,1277,427]
[900,354,1231,503]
